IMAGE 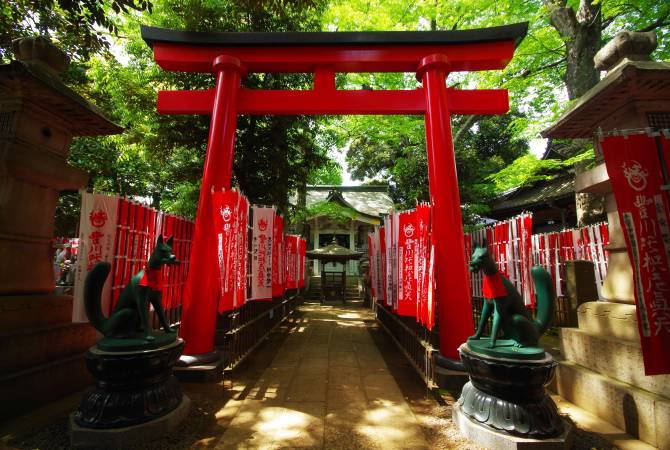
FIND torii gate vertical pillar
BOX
[418,55,474,360]
[180,56,245,357]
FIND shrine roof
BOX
[542,58,670,139]
[141,23,528,49]
[290,185,394,220]
[490,174,574,213]
[0,61,122,136]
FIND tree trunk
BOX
[546,0,602,100]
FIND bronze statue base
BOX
[72,338,185,429]
[457,342,564,439]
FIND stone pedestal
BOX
[73,338,185,429]
[456,341,565,443]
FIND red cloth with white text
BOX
[482,272,507,299]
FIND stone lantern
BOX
[542,31,670,448]
[0,37,121,418]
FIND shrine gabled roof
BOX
[289,185,394,220]
[141,23,528,49]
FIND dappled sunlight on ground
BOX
[214,303,432,449]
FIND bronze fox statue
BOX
[84,235,178,341]
[468,240,555,348]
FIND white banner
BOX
[250,206,274,300]
[73,192,118,323]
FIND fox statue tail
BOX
[531,265,555,336]
[84,262,111,334]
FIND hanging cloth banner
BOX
[236,195,249,305]
[73,192,119,323]
[416,203,431,325]
[426,243,436,330]
[272,214,283,298]
[397,210,417,317]
[368,233,376,299]
[285,235,299,289]
[299,238,306,288]
[601,133,670,375]
[392,211,399,312]
[251,206,274,301]
[212,189,239,312]
[379,226,387,304]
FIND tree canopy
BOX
[4,0,669,232]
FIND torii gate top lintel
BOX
[144,23,528,362]
[140,23,527,74]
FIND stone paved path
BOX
[216,303,431,449]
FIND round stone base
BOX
[73,338,184,429]
[458,342,564,439]
[70,395,191,449]
[453,402,573,450]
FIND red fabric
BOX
[602,134,670,375]
[272,213,282,297]
[212,190,240,312]
[396,210,417,317]
[482,272,507,299]
[139,266,164,290]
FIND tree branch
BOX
[518,58,567,78]
[637,9,670,32]
[453,115,479,144]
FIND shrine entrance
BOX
[141,23,528,362]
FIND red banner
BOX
[235,196,249,306]
[212,189,239,312]
[272,214,283,297]
[285,235,298,289]
[416,203,431,326]
[397,210,417,317]
[602,133,670,375]
[379,226,387,305]
[298,238,306,288]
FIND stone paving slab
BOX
[216,303,430,449]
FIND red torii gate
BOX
[141,23,528,362]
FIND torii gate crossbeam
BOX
[141,23,528,363]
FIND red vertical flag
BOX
[212,189,239,312]
[396,210,417,317]
[602,133,670,375]
[272,213,283,297]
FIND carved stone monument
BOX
[0,37,121,419]
[542,30,670,449]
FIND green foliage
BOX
[60,0,333,222]
[297,201,357,226]
[307,160,344,185]
[0,0,152,61]
[487,149,594,193]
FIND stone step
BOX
[577,301,639,342]
[560,327,669,398]
[0,294,75,332]
[550,394,656,450]
[0,352,93,422]
[0,322,97,373]
[551,359,670,449]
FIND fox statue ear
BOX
[157,235,164,245]
[166,236,174,247]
